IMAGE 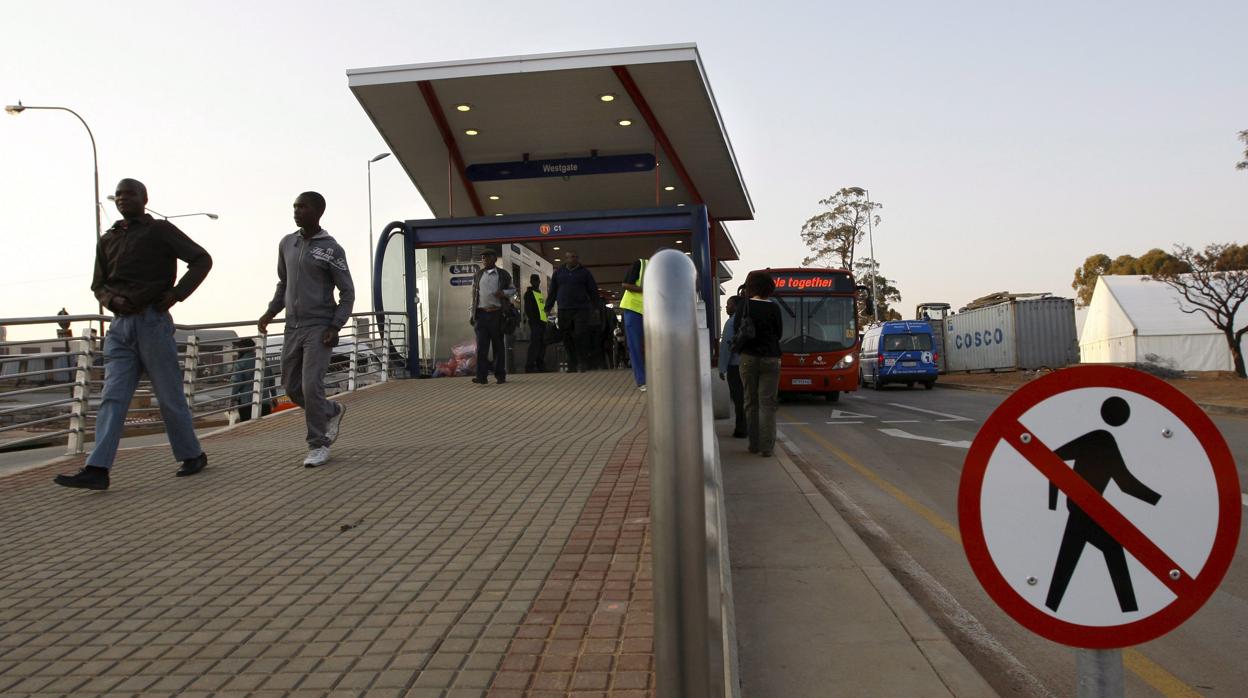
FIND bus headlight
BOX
[833,354,855,369]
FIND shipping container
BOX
[943,297,1079,372]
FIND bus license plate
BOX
[901,361,917,367]
[792,378,812,386]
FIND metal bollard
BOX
[644,249,711,698]
[66,337,92,455]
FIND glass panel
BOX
[801,297,857,352]
[774,297,802,353]
[882,333,933,351]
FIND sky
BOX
[2,0,1245,339]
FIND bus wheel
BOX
[825,391,840,402]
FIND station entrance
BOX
[374,206,714,373]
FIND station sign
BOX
[958,365,1240,648]
[449,277,473,286]
[465,153,656,182]
[448,264,478,275]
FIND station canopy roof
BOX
[347,43,752,269]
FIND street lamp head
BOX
[5,103,26,115]
[370,152,391,163]
[206,213,219,220]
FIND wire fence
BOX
[0,312,408,455]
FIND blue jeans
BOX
[87,308,202,468]
[623,309,645,386]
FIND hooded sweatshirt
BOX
[265,229,355,329]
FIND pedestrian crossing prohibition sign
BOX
[958,365,1240,648]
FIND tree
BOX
[799,187,881,270]
[854,258,902,324]
[1237,130,1247,171]
[1071,248,1188,306]
[1149,243,1248,378]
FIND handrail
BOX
[645,249,712,697]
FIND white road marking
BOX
[878,428,973,449]
[776,430,803,454]
[825,421,864,425]
[887,403,974,422]
[777,422,809,425]
[881,420,920,424]
[829,409,875,419]
[1242,492,1248,507]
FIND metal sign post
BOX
[1076,648,1124,698]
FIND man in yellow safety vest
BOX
[523,273,548,372]
[619,257,647,391]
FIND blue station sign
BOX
[465,154,657,182]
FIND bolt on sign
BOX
[958,365,1240,648]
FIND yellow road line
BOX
[780,410,1203,698]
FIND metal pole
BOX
[1077,649,1124,697]
[644,249,711,698]
[863,188,880,320]
[368,159,375,297]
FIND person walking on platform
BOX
[545,251,599,373]
[738,271,783,457]
[523,273,548,373]
[55,179,212,491]
[469,249,515,384]
[258,192,355,468]
[718,295,747,438]
[619,256,648,391]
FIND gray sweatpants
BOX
[282,325,336,448]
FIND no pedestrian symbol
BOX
[958,365,1240,648]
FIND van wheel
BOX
[906,381,915,389]
[872,374,883,391]
[826,391,840,402]
[924,381,935,390]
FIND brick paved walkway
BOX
[0,371,650,697]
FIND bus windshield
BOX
[775,296,857,353]
[883,333,933,352]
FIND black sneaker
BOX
[54,467,110,491]
[471,378,488,385]
[496,378,507,384]
[176,453,208,477]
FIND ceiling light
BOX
[464,129,479,136]
[675,240,683,244]
[617,119,632,127]
[455,103,472,112]
[554,258,562,262]
[553,246,561,250]
[599,94,616,102]
[494,213,504,216]
[676,203,686,207]
[488,194,500,200]
[664,185,675,191]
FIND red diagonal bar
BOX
[417,80,484,217]
[612,65,705,206]
[1004,423,1191,597]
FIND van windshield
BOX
[774,296,857,353]
[883,333,933,352]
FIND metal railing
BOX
[0,312,407,455]
[644,249,739,698]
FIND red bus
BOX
[765,268,862,401]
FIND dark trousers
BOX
[525,322,546,372]
[558,308,593,372]
[475,309,505,381]
[726,365,746,435]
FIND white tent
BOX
[1080,275,1245,371]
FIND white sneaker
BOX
[326,403,346,444]
[639,385,647,392]
[303,446,331,468]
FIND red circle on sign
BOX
[958,365,1240,648]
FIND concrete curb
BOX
[772,445,998,697]
[937,381,1248,416]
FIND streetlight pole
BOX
[863,188,880,320]
[6,101,104,326]
[367,152,391,299]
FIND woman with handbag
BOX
[735,271,783,457]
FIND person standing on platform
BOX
[523,274,548,373]
[717,295,747,438]
[55,178,212,491]
[545,251,599,373]
[738,271,783,457]
[258,192,355,468]
[469,249,515,385]
[619,256,648,391]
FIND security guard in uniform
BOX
[620,257,647,391]
[523,273,548,372]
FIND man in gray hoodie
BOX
[258,191,355,467]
